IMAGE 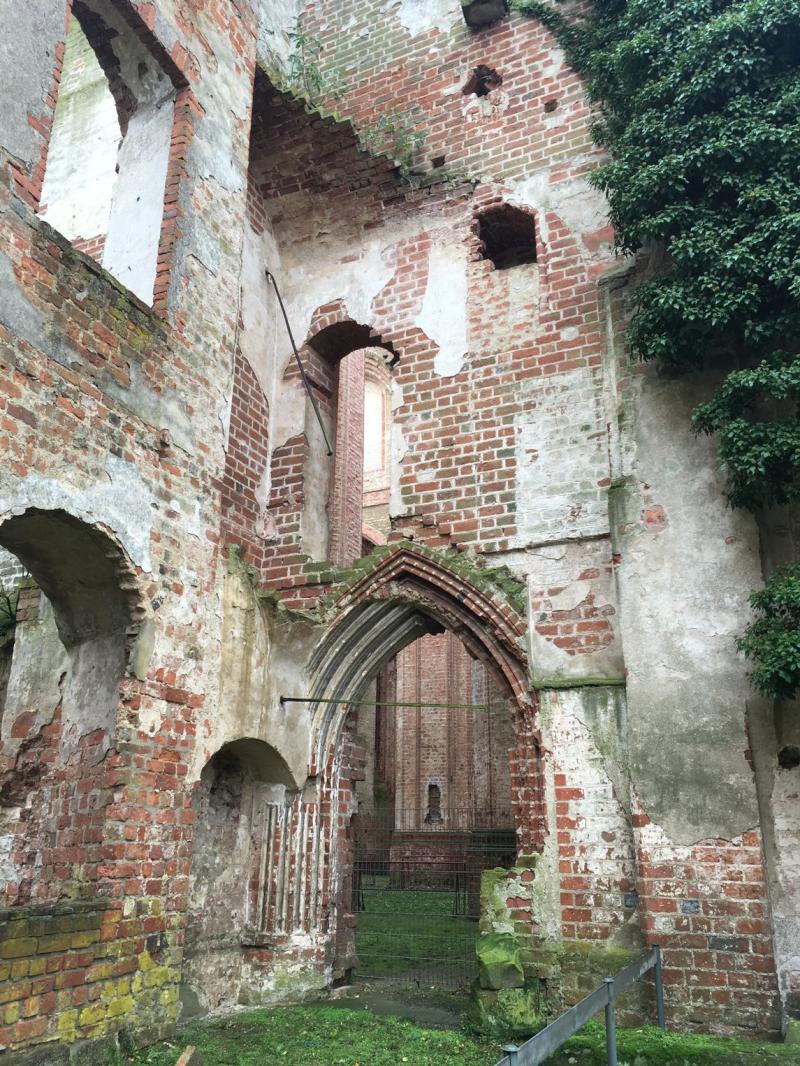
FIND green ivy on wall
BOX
[514,0,800,699]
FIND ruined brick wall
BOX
[0,0,790,1052]
[235,0,783,1032]
[0,0,258,1053]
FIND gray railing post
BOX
[604,977,618,1066]
[654,944,666,1030]
[501,1044,519,1066]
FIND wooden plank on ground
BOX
[175,1047,202,1066]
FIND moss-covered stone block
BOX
[476,932,524,990]
[471,980,545,1039]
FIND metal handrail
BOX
[496,945,666,1066]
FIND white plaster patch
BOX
[418,242,468,377]
[510,170,609,257]
[388,0,461,38]
[273,377,308,452]
[281,238,396,341]
[240,228,274,401]
[0,456,154,572]
[138,704,162,735]
[258,0,307,73]
[514,370,609,544]
[390,423,408,516]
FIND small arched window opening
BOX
[0,510,144,908]
[182,738,297,1016]
[461,0,509,29]
[476,204,537,270]
[425,783,443,824]
[303,321,397,569]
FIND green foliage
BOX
[283,19,424,177]
[356,109,426,177]
[516,0,800,697]
[285,21,341,104]
[356,878,478,980]
[0,589,18,644]
[115,1007,799,1065]
[737,564,800,699]
[693,352,800,509]
[580,0,800,373]
[549,1020,800,1063]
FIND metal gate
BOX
[352,808,516,988]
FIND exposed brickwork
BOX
[0,0,788,1050]
[634,814,781,1034]
[0,0,256,1050]
[329,349,365,568]
[218,349,271,568]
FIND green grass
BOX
[119,1005,500,1066]
[547,1022,800,1064]
[114,1008,800,1066]
[355,879,479,982]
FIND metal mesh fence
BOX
[352,807,516,988]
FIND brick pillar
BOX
[329,350,365,567]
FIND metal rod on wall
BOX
[265,268,334,456]
[280,696,492,711]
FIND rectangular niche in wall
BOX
[39,0,183,304]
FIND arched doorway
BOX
[304,546,542,989]
[348,626,518,987]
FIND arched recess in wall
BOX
[295,315,398,568]
[307,545,539,833]
[0,508,145,906]
[181,738,297,1018]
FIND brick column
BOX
[329,350,365,567]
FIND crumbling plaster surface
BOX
[526,540,622,684]
[0,594,69,749]
[102,92,175,303]
[540,687,641,948]
[38,18,120,244]
[0,5,65,172]
[514,368,609,546]
[748,694,800,1023]
[512,169,610,271]
[423,240,469,377]
[240,933,331,1005]
[198,566,320,787]
[257,0,310,72]
[0,461,154,574]
[614,368,763,844]
[392,0,463,39]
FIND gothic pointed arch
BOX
[307,543,534,772]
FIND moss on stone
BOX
[471,980,546,1039]
[476,933,524,990]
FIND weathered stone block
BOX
[472,981,545,1039]
[477,932,524,990]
